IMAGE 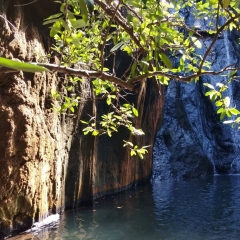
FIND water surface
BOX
[12,175,240,239]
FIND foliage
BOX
[2,0,240,158]
[0,57,48,72]
[204,82,240,127]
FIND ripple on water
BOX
[10,175,240,240]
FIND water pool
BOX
[10,175,240,240]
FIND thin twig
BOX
[198,13,240,74]
[122,2,143,22]
[14,0,38,7]
[95,0,143,50]
[100,0,122,72]
[0,15,18,32]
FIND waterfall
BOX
[222,23,240,173]
[152,13,240,180]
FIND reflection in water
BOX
[152,175,240,240]
[12,175,240,240]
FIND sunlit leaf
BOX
[159,53,172,69]
[0,57,48,73]
[110,42,125,52]
[132,107,139,117]
[106,97,111,105]
[229,108,240,115]
[79,0,88,22]
[130,149,136,156]
[191,37,202,49]
[223,120,235,124]
[80,120,88,124]
[222,0,230,8]
[224,96,230,108]
[204,83,215,90]
[137,151,144,159]
[92,130,99,136]
[107,129,112,137]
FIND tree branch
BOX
[128,63,239,84]
[37,62,240,87]
[95,0,143,50]
[198,13,240,74]
[36,63,134,90]
[1,62,239,89]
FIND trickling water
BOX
[219,18,239,173]
[10,175,240,240]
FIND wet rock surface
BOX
[152,15,240,181]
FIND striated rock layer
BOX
[0,0,163,236]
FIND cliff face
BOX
[0,0,163,235]
[152,14,240,181]
[0,0,76,234]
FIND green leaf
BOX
[0,57,48,73]
[107,129,112,137]
[130,149,136,156]
[222,0,230,8]
[130,62,137,77]
[220,111,226,120]
[191,37,202,48]
[204,83,215,89]
[179,58,185,70]
[79,0,88,22]
[72,19,87,28]
[110,42,125,52]
[137,151,144,159]
[194,77,199,83]
[217,108,224,114]
[132,107,139,117]
[110,126,118,132]
[123,141,134,147]
[229,108,240,115]
[44,13,63,21]
[85,0,94,13]
[159,53,172,69]
[132,127,145,135]
[92,130,99,136]
[137,148,148,154]
[80,120,88,124]
[123,45,132,55]
[106,97,111,105]
[216,100,223,107]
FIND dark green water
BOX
[13,175,240,239]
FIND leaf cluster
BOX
[204,81,240,125]
[2,0,240,158]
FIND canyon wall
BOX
[152,12,240,181]
[0,0,163,236]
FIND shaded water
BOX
[12,175,240,240]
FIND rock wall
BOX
[0,0,77,235]
[0,0,164,236]
[152,13,240,181]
